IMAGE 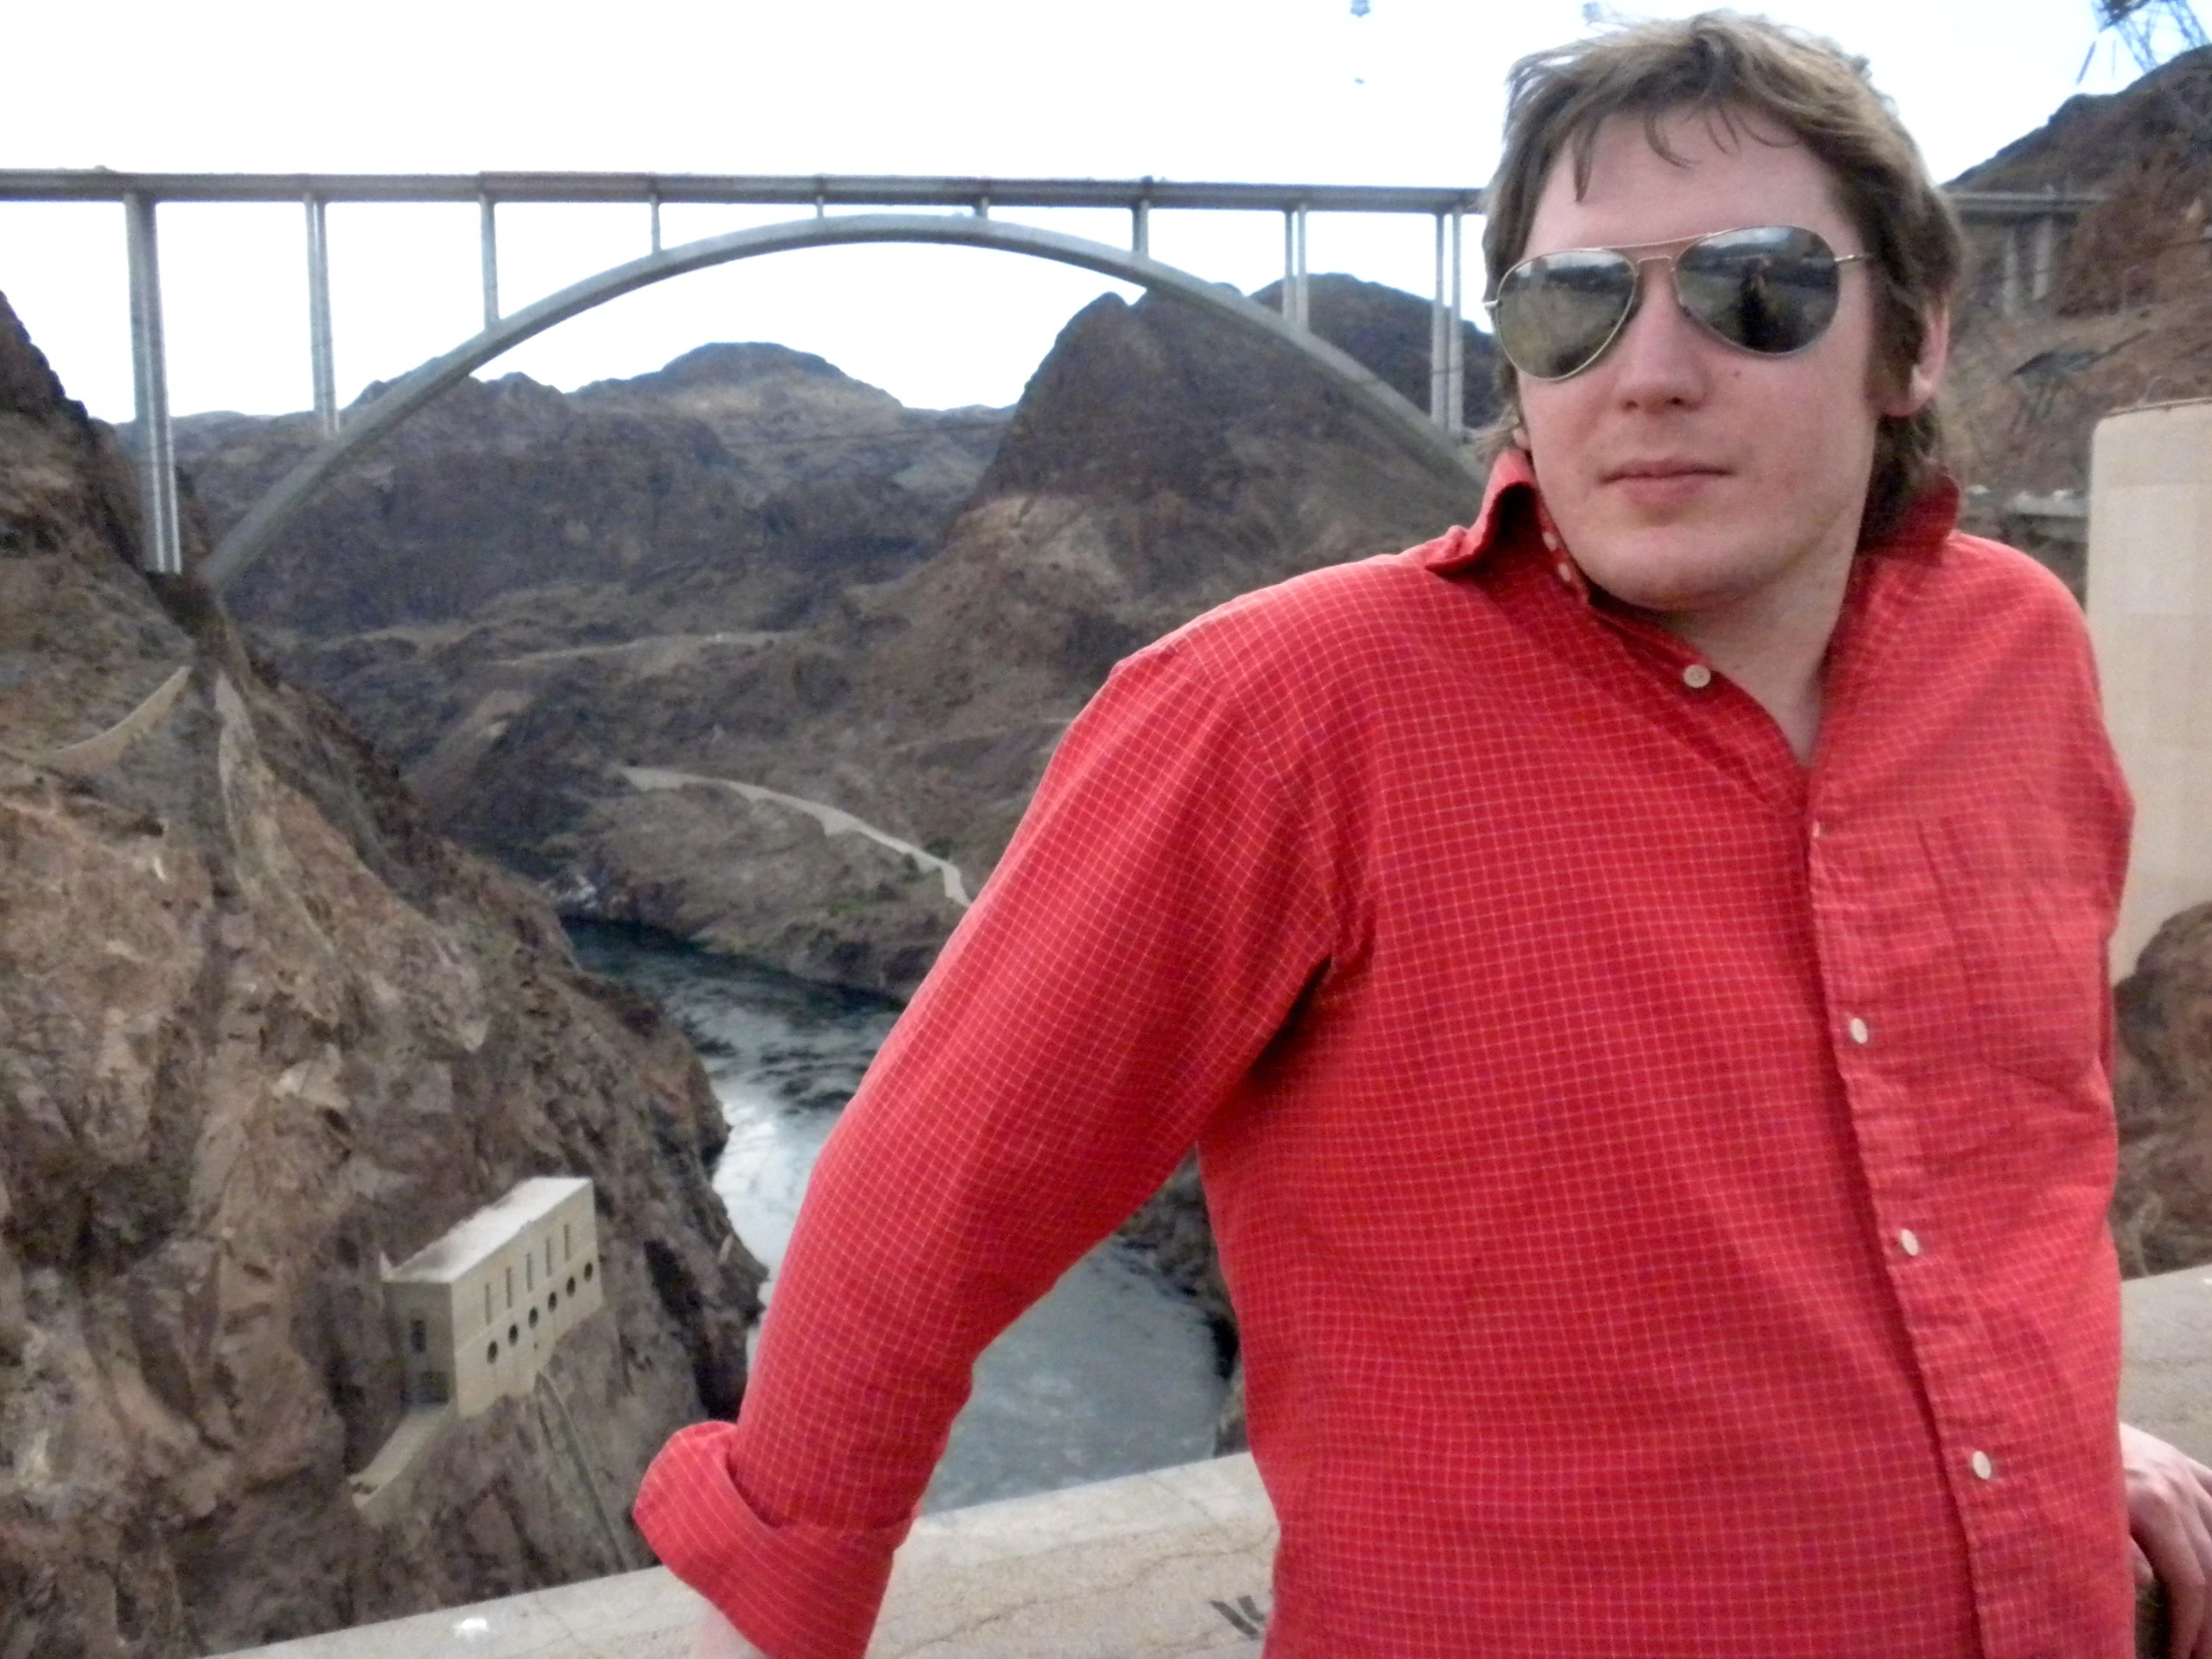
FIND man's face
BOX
[1513,107,1939,634]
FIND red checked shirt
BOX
[636,449,2135,1659]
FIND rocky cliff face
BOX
[204,278,1483,998]
[0,294,763,1656]
[1251,271,1502,432]
[1943,44,2212,570]
[188,342,1006,646]
[2113,904,2212,1277]
[424,286,1480,991]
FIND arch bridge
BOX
[0,170,2093,584]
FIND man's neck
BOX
[1647,548,1857,766]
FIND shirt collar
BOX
[1405,446,1963,585]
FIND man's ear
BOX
[1883,299,1951,418]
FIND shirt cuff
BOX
[635,1421,912,1659]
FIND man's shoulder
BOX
[1925,528,2084,631]
[1136,542,1501,694]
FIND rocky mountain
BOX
[0,294,763,1656]
[194,274,1488,998]
[1252,271,1502,431]
[189,342,1006,645]
[1943,43,2212,574]
[2114,903,2212,1276]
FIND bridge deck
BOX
[0,169,2104,222]
[0,170,1481,215]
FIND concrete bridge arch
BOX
[204,213,1479,590]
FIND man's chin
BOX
[1573,547,1752,618]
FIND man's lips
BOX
[1599,459,1731,483]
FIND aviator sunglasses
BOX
[1486,224,1875,382]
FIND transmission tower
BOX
[2087,0,2209,75]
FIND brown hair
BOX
[1480,11,1962,543]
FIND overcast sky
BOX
[0,0,2174,423]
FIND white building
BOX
[383,1177,603,1417]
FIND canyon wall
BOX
[199,276,1490,998]
[0,293,763,1657]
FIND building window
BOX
[546,1239,554,1277]
[509,1324,519,1346]
[526,1255,534,1293]
[506,1266,514,1310]
[583,1261,594,1282]
[487,1341,499,1365]
[528,1308,539,1330]
[485,1285,494,1325]
[409,1319,426,1356]
[564,1222,572,1262]
[566,1276,576,1297]
[548,1291,559,1313]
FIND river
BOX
[566,920,1228,1511]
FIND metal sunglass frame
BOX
[1484,225,1876,383]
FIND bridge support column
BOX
[2002,227,2023,318]
[2032,215,2057,304]
[1131,198,1149,260]
[305,196,339,439]
[124,193,182,575]
[479,195,499,328]
[1430,213,1449,428]
[1283,207,1310,329]
[649,192,663,255]
[1446,207,1464,436]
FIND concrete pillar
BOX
[2002,227,2023,319]
[479,195,499,328]
[305,196,338,439]
[1280,208,1310,329]
[1430,213,1449,427]
[124,193,182,575]
[2032,215,2057,304]
[1446,208,1465,436]
[2086,396,2212,976]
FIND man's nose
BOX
[1605,262,1711,408]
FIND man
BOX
[639,14,2212,1656]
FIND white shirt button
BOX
[1898,1229,1922,1257]
[1554,560,1575,585]
[1848,1016,1870,1045]
[1970,1450,1994,1480]
[1541,528,1560,551]
[1681,663,1713,690]
[1809,821,1824,840]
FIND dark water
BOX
[567,921,1227,1511]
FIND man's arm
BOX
[637,637,1337,1659]
[2124,1421,2212,1659]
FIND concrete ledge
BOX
[215,1453,1273,1659]
[2120,1264,2212,1461]
[213,1265,2212,1659]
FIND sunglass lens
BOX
[1493,249,1637,381]
[1672,225,1841,355]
